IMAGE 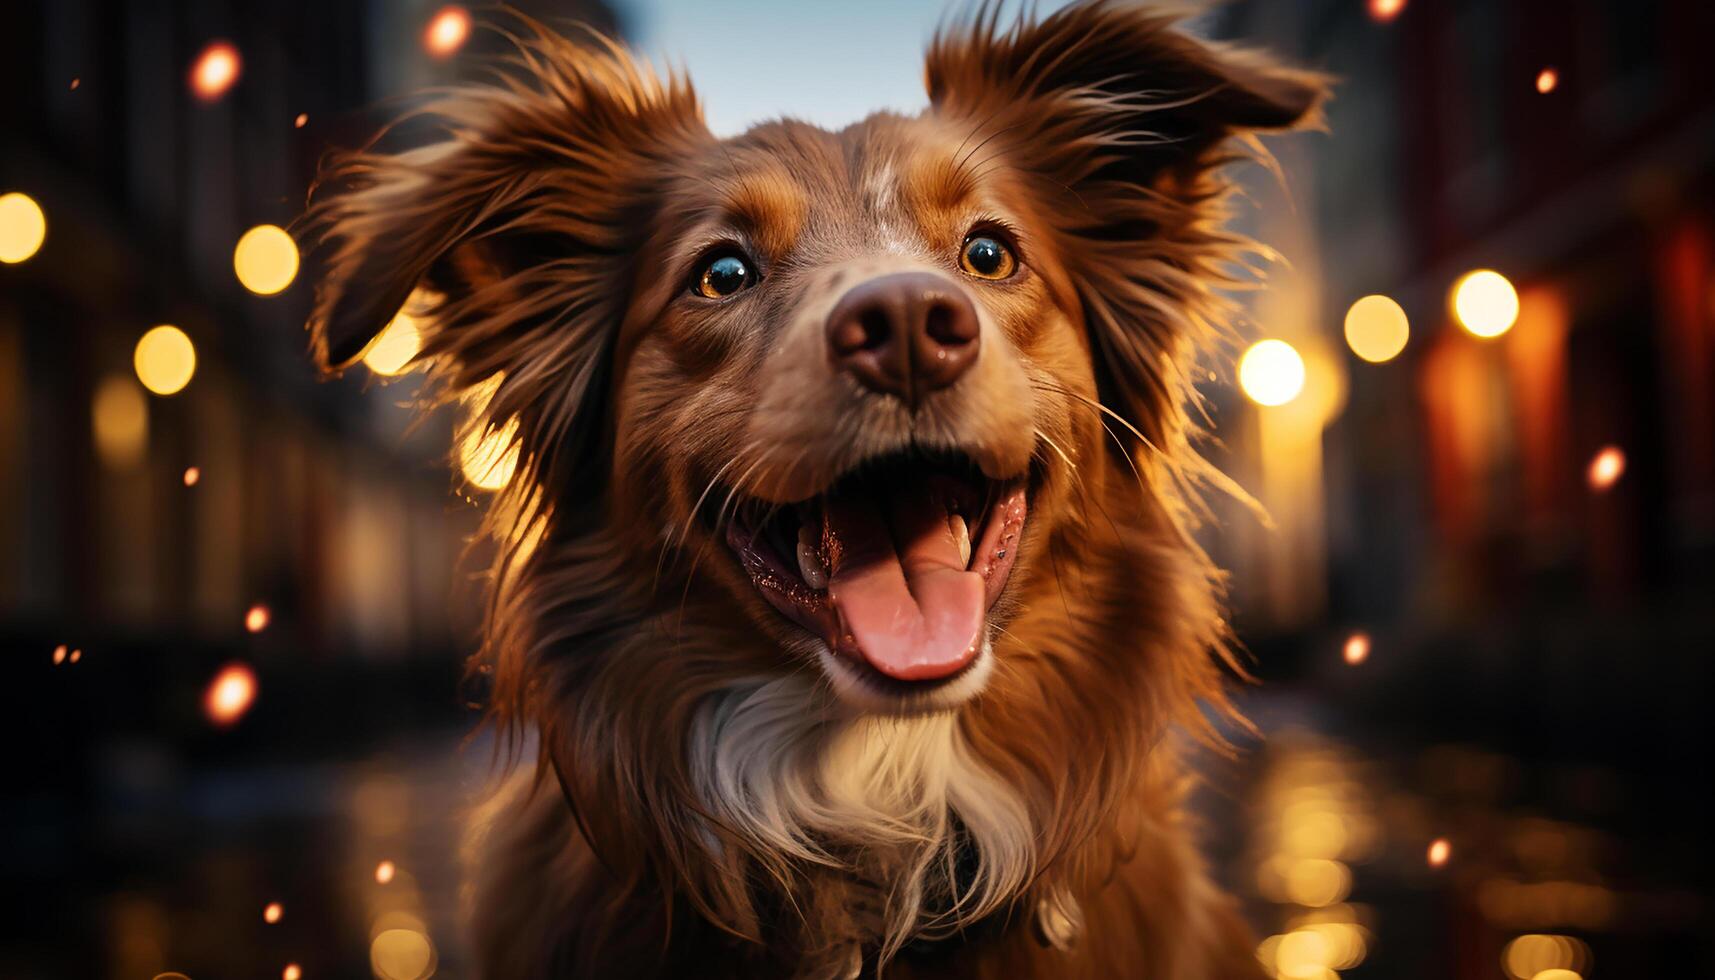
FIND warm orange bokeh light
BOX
[1535,68,1559,94]
[282,965,302,980]
[204,662,258,727]
[1343,632,1371,665]
[1452,269,1520,339]
[425,6,472,59]
[245,603,271,633]
[190,41,242,101]
[1587,446,1625,491]
[1344,294,1410,363]
[1368,0,1406,22]
[375,860,397,884]
[1427,837,1452,867]
[53,644,67,665]
[134,325,197,395]
[0,191,48,264]
[263,901,283,924]
[294,113,308,128]
[70,649,82,663]
[183,466,201,487]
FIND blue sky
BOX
[618,0,1074,136]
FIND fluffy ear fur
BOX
[926,0,1329,459]
[305,23,709,504]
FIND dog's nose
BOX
[826,272,979,405]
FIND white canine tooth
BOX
[951,514,972,567]
[796,525,828,590]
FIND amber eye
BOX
[959,234,1017,280]
[692,253,755,299]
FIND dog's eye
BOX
[959,234,1016,280]
[692,253,755,299]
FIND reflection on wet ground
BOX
[8,684,1709,978]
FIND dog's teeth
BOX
[950,514,972,567]
[796,525,828,590]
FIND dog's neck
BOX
[686,674,1037,961]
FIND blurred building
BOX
[1201,1,1715,977]
[0,2,613,978]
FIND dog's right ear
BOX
[305,27,708,383]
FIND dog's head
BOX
[309,2,1323,957]
[310,3,1321,715]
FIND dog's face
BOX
[610,115,1093,711]
[308,5,1322,717]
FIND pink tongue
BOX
[824,481,984,681]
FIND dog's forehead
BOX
[678,115,972,256]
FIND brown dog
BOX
[306,2,1325,976]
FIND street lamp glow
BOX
[1343,294,1410,363]
[233,224,300,295]
[134,325,197,395]
[0,192,47,263]
[1451,270,1519,339]
[1238,339,1306,407]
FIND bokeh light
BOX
[1587,446,1625,491]
[1504,933,1591,979]
[1343,294,1409,363]
[93,374,149,469]
[1427,837,1452,867]
[183,466,201,486]
[1535,68,1559,94]
[283,965,302,980]
[1343,632,1371,665]
[459,377,520,491]
[0,191,47,263]
[424,6,472,59]
[294,112,308,128]
[375,860,396,884]
[363,312,423,376]
[1452,269,1520,339]
[204,662,258,727]
[263,901,283,924]
[53,645,67,665]
[233,224,300,295]
[1367,0,1406,23]
[1239,339,1307,407]
[1275,928,1332,979]
[134,325,197,395]
[190,41,242,101]
[245,604,271,633]
[1284,858,1352,907]
[371,926,436,980]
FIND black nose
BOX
[825,272,980,406]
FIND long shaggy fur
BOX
[304,3,1327,977]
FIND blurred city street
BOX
[3,1,1713,977]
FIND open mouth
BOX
[719,452,1028,689]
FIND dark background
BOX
[2,1,1711,978]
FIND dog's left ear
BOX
[926,2,1329,449]
[926,2,1326,176]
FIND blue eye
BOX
[694,253,754,298]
